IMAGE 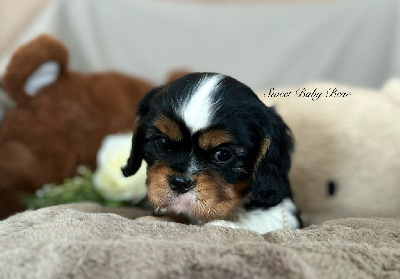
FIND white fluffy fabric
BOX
[0,203,399,278]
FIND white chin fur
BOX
[166,192,196,214]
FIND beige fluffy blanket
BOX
[0,203,399,278]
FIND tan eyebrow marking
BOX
[198,129,232,150]
[254,137,271,169]
[153,115,183,141]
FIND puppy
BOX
[122,73,300,233]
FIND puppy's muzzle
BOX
[168,174,193,194]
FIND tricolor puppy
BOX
[122,73,300,233]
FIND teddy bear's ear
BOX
[382,78,400,103]
[2,35,68,105]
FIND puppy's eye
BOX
[214,149,232,162]
[156,137,172,152]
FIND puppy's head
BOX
[123,73,293,221]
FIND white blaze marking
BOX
[179,74,223,133]
[187,157,199,175]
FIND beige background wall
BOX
[0,0,51,55]
[0,0,326,56]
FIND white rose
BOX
[93,133,147,203]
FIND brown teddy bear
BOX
[0,35,152,219]
[261,80,400,226]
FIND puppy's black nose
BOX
[169,175,193,194]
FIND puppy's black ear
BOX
[122,87,160,177]
[249,106,294,208]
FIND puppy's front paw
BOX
[205,220,241,229]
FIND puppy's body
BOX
[207,198,299,233]
[123,73,300,233]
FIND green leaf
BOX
[20,166,118,209]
